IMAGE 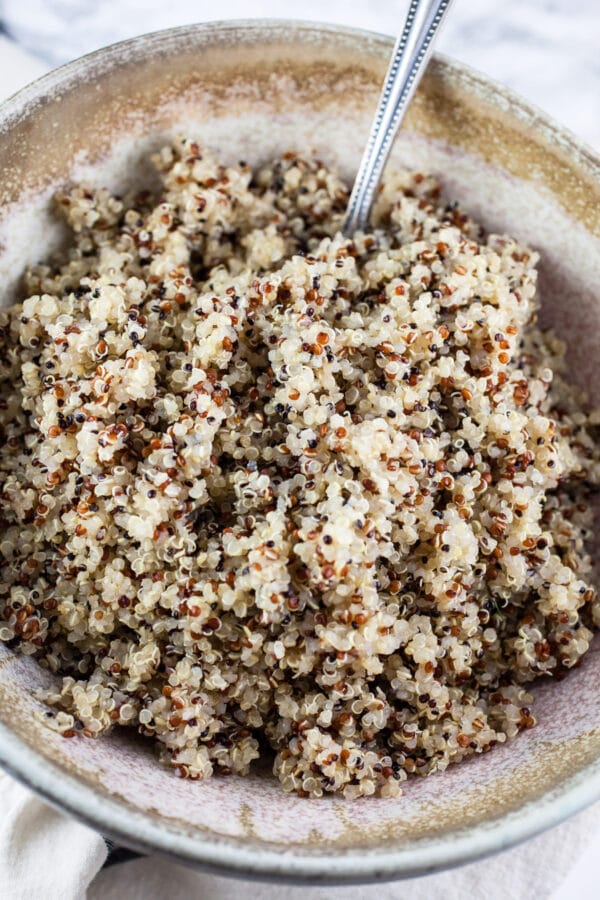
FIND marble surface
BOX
[1,0,599,149]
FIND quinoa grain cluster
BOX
[0,140,598,799]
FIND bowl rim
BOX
[1,16,600,885]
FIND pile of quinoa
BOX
[0,139,598,799]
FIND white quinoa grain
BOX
[1,140,598,798]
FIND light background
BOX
[1,0,599,148]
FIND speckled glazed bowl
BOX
[1,19,600,885]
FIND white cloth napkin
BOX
[0,774,107,900]
[1,770,600,900]
[1,24,600,900]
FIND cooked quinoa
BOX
[0,139,598,799]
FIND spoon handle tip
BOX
[343,0,455,236]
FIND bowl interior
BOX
[1,21,600,881]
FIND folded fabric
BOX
[1,769,600,900]
[0,773,107,900]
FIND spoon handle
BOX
[342,0,454,235]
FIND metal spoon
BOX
[343,0,455,235]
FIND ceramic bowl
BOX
[1,19,600,885]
